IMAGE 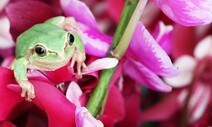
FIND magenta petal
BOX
[123,58,172,92]
[0,121,16,127]
[44,65,74,84]
[29,78,76,127]
[101,85,125,125]
[80,23,112,57]
[142,91,182,122]
[66,81,83,107]
[0,67,23,121]
[129,22,178,77]
[152,21,173,54]
[153,0,212,26]
[75,107,103,127]
[5,0,60,40]
[60,0,99,30]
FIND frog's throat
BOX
[28,55,72,71]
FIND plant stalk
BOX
[86,0,147,117]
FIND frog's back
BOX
[16,23,66,58]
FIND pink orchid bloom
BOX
[124,21,178,92]
[153,0,212,26]
[66,0,179,92]
[142,35,212,125]
[165,36,212,123]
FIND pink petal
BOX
[153,0,212,26]
[142,90,183,122]
[0,121,16,127]
[164,55,196,88]
[189,84,211,123]
[0,67,23,121]
[152,21,173,54]
[100,85,125,126]
[82,58,118,75]
[123,58,172,92]
[1,56,15,68]
[0,0,9,12]
[0,15,14,58]
[5,0,60,40]
[31,78,76,127]
[194,35,212,59]
[0,15,14,49]
[44,65,74,84]
[79,23,112,57]
[75,107,103,127]
[118,83,142,127]
[9,75,76,127]
[66,81,83,107]
[129,22,178,77]
[60,0,99,30]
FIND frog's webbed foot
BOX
[18,80,35,101]
[69,48,86,79]
[60,17,82,35]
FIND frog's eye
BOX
[35,45,46,57]
[68,33,75,46]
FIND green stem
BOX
[86,0,147,117]
[111,0,148,59]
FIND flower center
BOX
[195,56,212,84]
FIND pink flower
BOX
[165,36,212,122]
[142,35,212,125]
[124,21,178,92]
[153,0,212,26]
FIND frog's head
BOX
[16,24,82,71]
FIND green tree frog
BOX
[11,16,86,101]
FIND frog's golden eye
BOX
[35,45,46,57]
[68,33,75,46]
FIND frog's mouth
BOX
[28,54,72,71]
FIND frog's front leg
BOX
[69,46,86,79]
[11,57,35,101]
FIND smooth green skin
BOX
[11,16,85,101]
